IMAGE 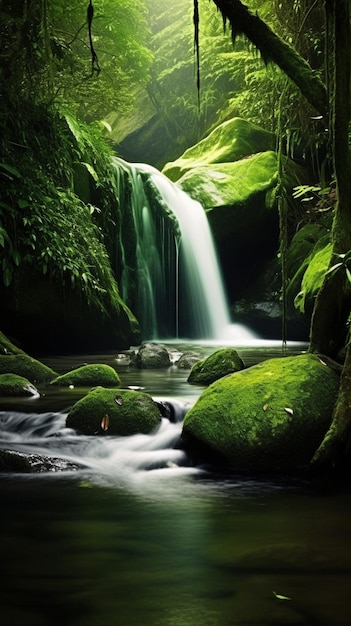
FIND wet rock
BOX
[0,354,57,383]
[175,352,201,370]
[188,348,244,385]
[0,449,83,473]
[0,373,39,397]
[130,343,171,369]
[66,387,162,436]
[51,364,120,388]
[182,354,339,471]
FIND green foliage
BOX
[0,102,124,316]
[0,0,153,122]
[326,251,351,285]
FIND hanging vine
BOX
[193,0,200,107]
[87,0,100,76]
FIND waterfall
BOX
[114,157,256,342]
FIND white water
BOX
[0,410,202,492]
[114,158,257,342]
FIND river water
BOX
[1,341,351,626]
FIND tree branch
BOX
[212,0,327,115]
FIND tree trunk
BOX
[309,0,351,357]
[311,0,351,469]
[211,0,327,115]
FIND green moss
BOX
[182,354,339,471]
[0,355,57,384]
[51,364,120,387]
[163,118,275,182]
[177,151,278,209]
[66,387,162,436]
[0,332,26,356]
[0,373,38,396]
[188,348,244,385]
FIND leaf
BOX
[82,161,99,182]
[263,403,269,411]
[346,267,351,285]
[273,591,292,601]
[101,414,110,431]
[326,262,343,275]
[0,162,21,178]
[115,396,123,405]
[284,407,294,415]
[99,120,112,133]
[18,198,29,209]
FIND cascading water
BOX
[0,410,202,492]
[114,157,256,342]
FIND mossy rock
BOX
[176,151,278,210]
[0,373,39,397]
[162,118,275,182]
[51,364,120,388]
[0,331,26,356]
[182,354,339,471]
[0,355,57,383]
[66,387,162,436]
[188,348,244,385]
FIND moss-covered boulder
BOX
[176,151,278,210]
[188,348,244,385]
[163,118,275,182]
[51,364,120,388]
[130,343,171,369]
[0,355,57,383]
[0,373,39,396]
[66,387,162,436]
[182,354,339,471]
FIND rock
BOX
[0,373,39,397]
[175,351,201,369]
[163,118,275,182]
[0,354,57,383]
[0,449,83,473]
[0,331,26,356]
[66,387,162,436]
[182,354,339,471]
[51,364,120,388]
[130,343,171,369]
[188,348,244,385]
[177,151,279,210]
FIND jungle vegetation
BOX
[0,0,351,468]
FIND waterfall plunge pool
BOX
[1,341,351,626]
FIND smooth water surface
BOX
[1,342,350,626]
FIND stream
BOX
[1,341,351,626]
